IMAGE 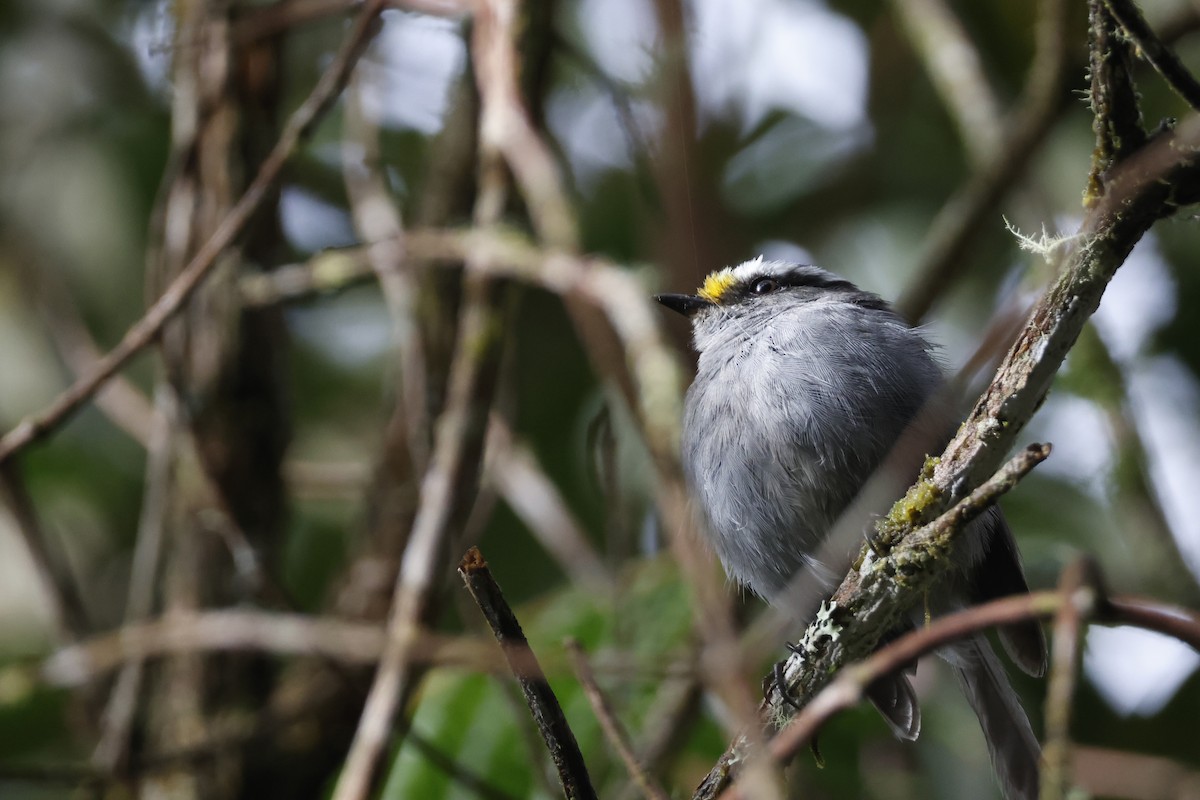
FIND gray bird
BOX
[655,258,1047,800]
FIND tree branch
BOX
[460,549,597,800]
[1104,0,1200,112]
[565,638,669,800]
[696,100,1200,795]
[0,0,387,465]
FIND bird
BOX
[655,257,1047,800]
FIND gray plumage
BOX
[656,259,1046,800]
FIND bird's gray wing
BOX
[972,507,1048,677]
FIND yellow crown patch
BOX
[697,268,737,303]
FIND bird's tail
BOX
[951,636,1042,800]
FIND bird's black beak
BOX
[654,293,713,317]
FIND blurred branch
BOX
[8,610,494,690]
[234,0,471,42]
[459,549,597,800]
[614,659,703,800]
[0,463,90,640]
[343,74,430,471]
[1071,745,1200,798]
[402,726,523,800]
[0,0,387,466]
[1105,596,1200,651]
[92,385,177,774]
[565,638,669,800]
[15,243,158,448]
[3,696,515,800]
[1073,326,1200,602]
[896,0,1071,322]
[1104,0,1200,112]
[888,0,1003,163]
[331,0,525,795]
[1040,560,1095,800]
[487,421,614,595]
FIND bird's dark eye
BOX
[752,278,780,294]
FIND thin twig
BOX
[9,611,494,690]
[565,638,669,800]
[0,0,387,465]
[696,444,1052,800]
[330,2,523,796]
[1040,560,1096,800]
[92,384,178,773]
[488,422,614,595]
[1103,597,1200,651]
[770,443,1053,709]
[460,549,598,800]
[614,663,703,800]
[888,0,1003,164]
[403,724,523,800]
[896,0,1070,322]
[343,71,431,471]
[1104,0,1200,112]
[0,463,90,640]
[14,239,158,448]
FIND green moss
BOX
[879,475,942,536]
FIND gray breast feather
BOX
[683,300,943,600]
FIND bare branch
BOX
[488,422,614,595]
[1104,0,1200,112]
[343,72,430,470]
[0,0,387,465]
[565,638,669,800]
[460,549,598,800]
[234,0,472,43]
[331,1,527,796]
[1104,597,1200,651]
[897,0,1071,322]
[11,610,494,690]
[1040,560,1096,800]
[0,463,90,640]
[92,385,178,773]
[888,0,1003,163]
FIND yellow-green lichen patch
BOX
[875,473,943,546]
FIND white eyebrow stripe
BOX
[727,256,767,283]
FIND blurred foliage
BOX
[0,0,1198,798]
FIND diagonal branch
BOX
[566,638,669,800]
[694,105,1200,797]
[711,571,1200,800]
[896,0,1071,322]
[330,2,527,797]
[1104,0,1200,112]
[0,0,387,466]
[461,550,598,800]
